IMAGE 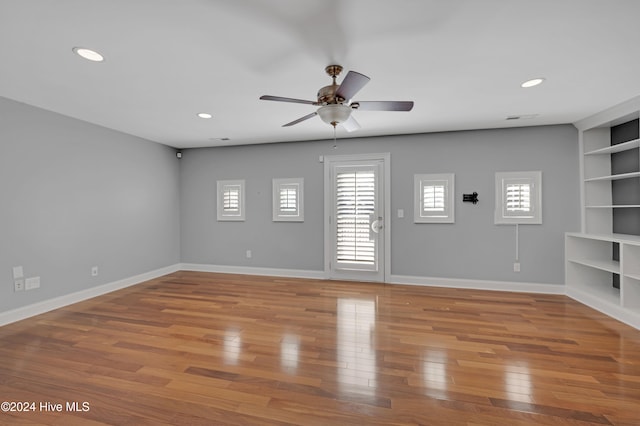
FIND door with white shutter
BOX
[324,154,389,282]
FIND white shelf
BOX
[571,98,640,329]
[584,138,640,155]
[566,232,640,244]
[568,258,619,274]
[584,171,640,182]
[586,205,640,209]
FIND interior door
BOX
[325,155,386,282]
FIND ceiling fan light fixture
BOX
[317,104,352,126]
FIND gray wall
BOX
[0,95,579,317]
[180,142,327,271]
[180,124,580,285]
[0,97,181,312]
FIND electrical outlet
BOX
[25,276,40,290]
[246,250,252,259]
[513,262,521,272]
[14,278,24,292]
[91,266,99,276]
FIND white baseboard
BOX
[178,263,325,280]
[0,264,181,327]
[179,265,564,294]
[566,287,640,330]
[389,274,565,294]
[13,264,634,331]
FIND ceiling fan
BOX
[260,65,413,132]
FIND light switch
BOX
[13,266,24,279]
[397,209,404,218]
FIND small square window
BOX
[273,178,304,222]
[217,180,245,221]
[495,171,542,224]
[414,173,454,223]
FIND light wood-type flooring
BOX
[1,271,640,425]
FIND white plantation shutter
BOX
[495,172,542,224]
[423,183,446,212]
[414,174,454,223]
[217,180,245,221]
[336,170,376,266]
[223,186,241,212]
[273,178,304,221]
[279,185,298,213]
[325,154,386,282]
[505,183,531,213]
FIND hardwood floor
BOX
[1,271,640,425]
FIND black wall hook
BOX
[463,192,479,204]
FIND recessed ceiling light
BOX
[521,78,545,88]
[72,47,104,62]
[197,112,213,119]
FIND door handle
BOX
[371,217,383,234]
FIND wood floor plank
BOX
[1,271,639,425]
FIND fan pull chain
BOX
[333,124,337,149]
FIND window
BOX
[414,173,454,223]
[495,171,542,224]
[273,178,304,222]
[217,179,245,221]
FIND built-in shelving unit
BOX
[567,96,640,329]
[566,233,640,310]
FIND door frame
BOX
[323,152,391,282]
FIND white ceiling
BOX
[1,0,639,149]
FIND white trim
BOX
[179,263,324,280]
[217,179,245,221]
[494,171,542,225]
[573,95,640,131]
[4,264,638,331]
[4,254,638,333]
[272,177,304,222]
[179,267,563,295]
[323,152,391,283]
[0,264,181,327]
[389,274,564,294]
[578,129,586,233]
[414,173,455,223]
[178,266,563,295]
[566,287,640,330]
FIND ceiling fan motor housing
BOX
[317,84,343,105]
[318,65,346,104]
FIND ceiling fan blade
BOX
[283,112,318,127]
[341,115,361,132]
[260,95,317,105]
[352,101,414,111]
[335,71,370,102]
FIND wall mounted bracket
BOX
[463,192,479,204]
